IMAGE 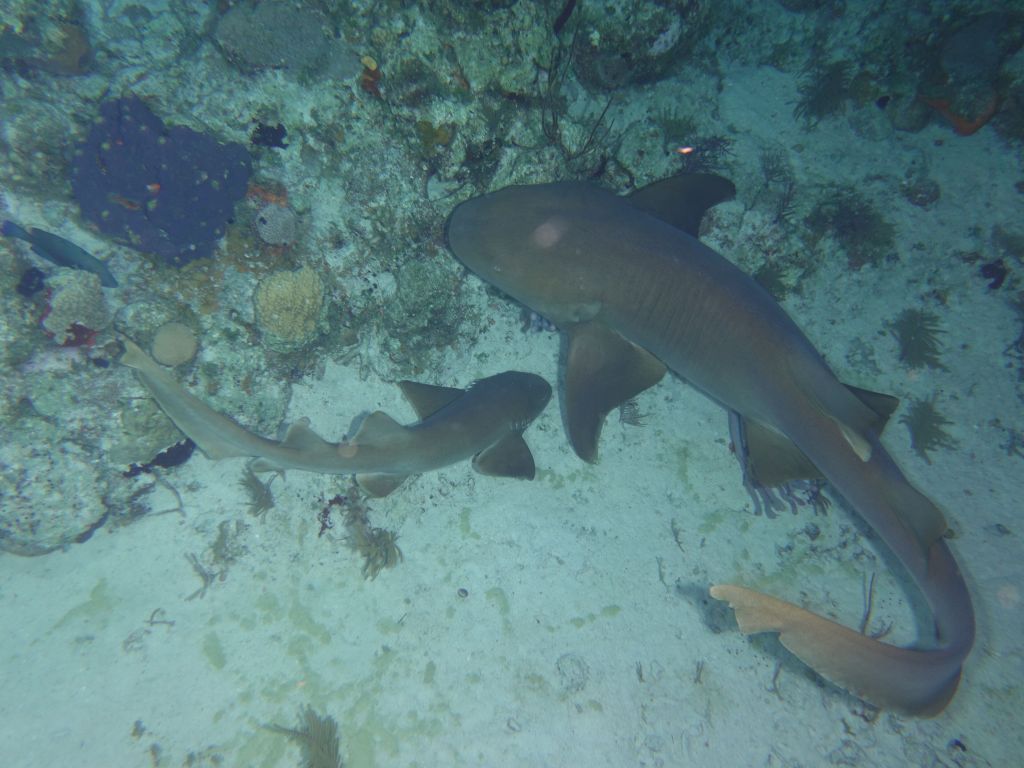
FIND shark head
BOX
[446,182,614,326]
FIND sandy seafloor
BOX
[3,9,1024,768]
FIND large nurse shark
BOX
[445,173,975,716]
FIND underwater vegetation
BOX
[266,706,344,768]
[653,107,697,147]
[677,134,735,174]
[889,308,947,370]
[900,396,958,463]
[239,465,275,518]
[753,260,791,300]
[794,60,853,126]
[758,148,798,226]
[323,491,403,580]
[804,185,896,269]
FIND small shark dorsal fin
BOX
[565,321,667,462]
[357,472,408,497]
[280,418,333,452]
[627,173,736,238]
[351,411,407,445]
[397,380,465,420]
[472,433,536,479]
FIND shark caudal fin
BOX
[710,584,964,716]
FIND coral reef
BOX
[254,203,298,246]
[71,96,252,267]
[889,308,947,370]
[151,322,198,367]
[41,269,109,344]
[570,1,710,91]
[378,258,476,375]
[0,0,92,75]
[900,396,958,463]
[253,266,327,352]
[920,11,1023,136]
[215,2,360,80]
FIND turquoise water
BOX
[1,2,1021,765]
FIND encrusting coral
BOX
[42,268,109,343]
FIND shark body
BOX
[445,174,975,716]
[121,340,551,496]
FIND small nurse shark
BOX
[445,174,975,716]
[120,340,551,496]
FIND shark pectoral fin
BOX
[472,433,537,480]
[738,416,823,487]
[627,173,737,237]
[565,321,667,462]
[710,584,963,716]
[357,473,408,497]
[397,380,465,420]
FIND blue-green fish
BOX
[2,220,118,288]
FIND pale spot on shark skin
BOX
[531,216,569,249]
[996,583,1020,609]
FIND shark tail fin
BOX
[709,584,963,717]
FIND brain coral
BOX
[254,266,326,351]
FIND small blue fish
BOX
[2,220,118,288]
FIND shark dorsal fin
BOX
[351,411,407,445]
[627,173,736,238]
[473,433,536,479]
[565,321,667,462]
[280,418,334,451]
[397,380,465,420]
